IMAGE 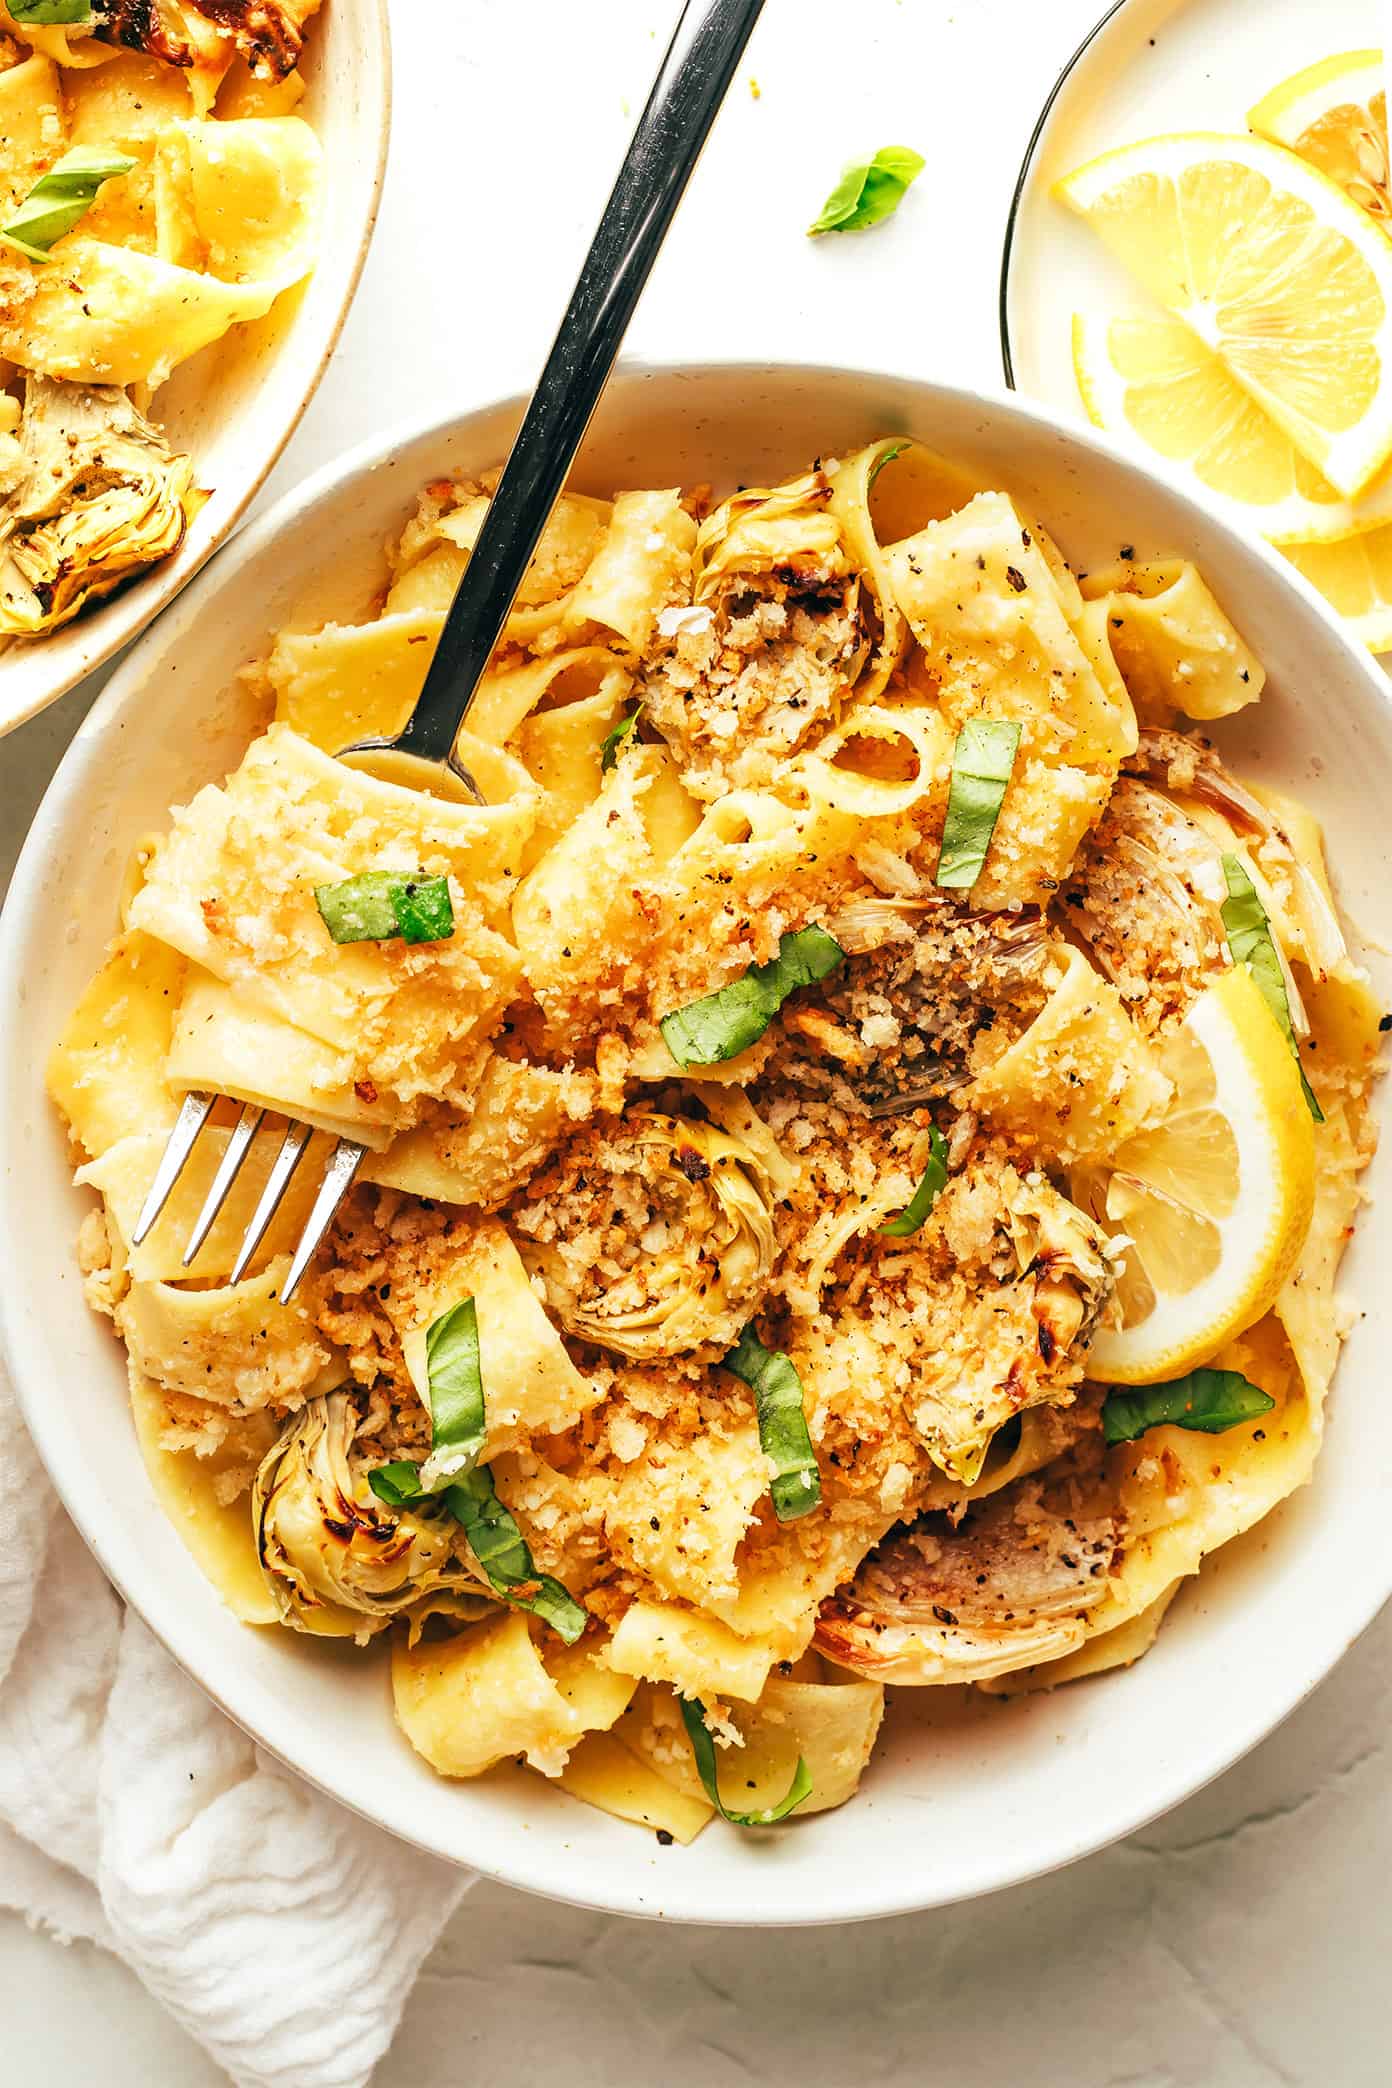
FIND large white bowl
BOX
[0,0,392,738]
[3,364,1390,1925]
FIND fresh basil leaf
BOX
[1220,853,1322,1120]
[866,439,907,490]
[660,925,844,1068]
[420,1296,486,1483]
[935,718,1021,889]
[8,1,95,23]
[878,1124,949,1237]
[807,146,925,236]
[444,1466,588,1643]
[393,875,454,945]
[723,1326,821,1522]
[680,1696,812,1824]
[1102,1368,1275,1446]
[2,145,136,264]
[314,869,455,947]
[368,1460,425,1508]
[600,709,640,772]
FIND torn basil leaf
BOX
[419,1296,486,1487]
[724,1326,821,1522]
[866,439,907,489]
[1102,1368,1275,1446]
[879,1124,949,1237]
[367,1460,424,1509]
[9,0,94,23]
[314,869,454,947]
[660,925,844,1068]
[1220,853,1322,1121]
[444,1466,588,1643]
[680,1696,812,1824]
[600,708,640,772]
[2,145,136,264]
[807,146,925,236]
[935,718,1021,889]
[393,876,455,944]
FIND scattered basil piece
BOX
[368,1460,424,1509]
[680,1696,812,1824]
[660,925,844,1068]
[314,870,455,947]
[724,1326,821,1521]
[8,0,95,23]
[807,146,925,236]
[878,1124,949,1237]
[369,1459,585,1639]
[935,718,1021,889]
[443,1466,588,1643]
[421,1296,486,1482]
[1102,1368,1275,1446]
[1220,853,1322,1121]
[2,145,136,264]
[600,709,641,772]
[393,876,455,945]
[866,439,907,490]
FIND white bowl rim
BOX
[0,0,393,740]
[4,358,1391,1924]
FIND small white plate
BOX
[4,364,1392,1924]
[1000,0,1386,410]
[0,0,392,739]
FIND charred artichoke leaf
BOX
[253,1391,487,1640]
[522,1112,778,1360]
[1004,1174,1119,1353]
[692,467,844,599]
[94,0,313,79]
[815,1482,1118,1686]
[0,376,198,640]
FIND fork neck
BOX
[396,0,767,768]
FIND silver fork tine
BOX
[131,1090,215,1247]
[280,1137,366,1305]
[228,1120,313,1286]
[181,1102,266,1268]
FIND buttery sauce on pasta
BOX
[0,1,325,641]
[49,443,1381,1839]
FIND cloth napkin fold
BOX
[0,1361,472,2088]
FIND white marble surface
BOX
[3,1,1390,2080]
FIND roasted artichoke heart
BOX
[0,378,199,642]
[515,1111,777,1359]
[91,0,314,78]
[816,1476,1118,1686]
[253,1392,482,1638]
[1004,1175,1118,1357]
[642,468,871,796]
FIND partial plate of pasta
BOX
[0,0,390,735]
[3,364,1390,1924]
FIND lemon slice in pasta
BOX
[1056,132,1392,498]
[1077,966,1315,1386]
[1247,48,1391,222]
[1072,310,1392,545]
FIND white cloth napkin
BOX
[0,1361,473,2088]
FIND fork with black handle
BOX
[132,0,767,1300]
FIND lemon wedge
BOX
[1072,309,1392,543]
[1056,132,1392,498]
[1282,523,1392,650]
[1076,965,1315,1386]
[1248,48,1391,223]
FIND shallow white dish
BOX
[0,0,392,739]
[3,362,1390,1925]
[999,0,1385,407]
